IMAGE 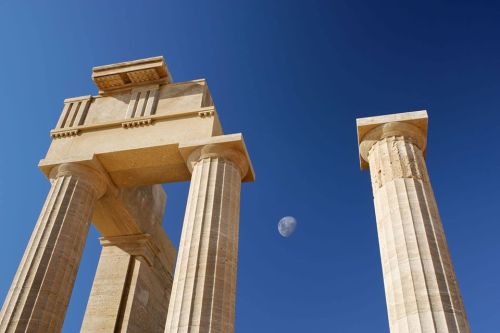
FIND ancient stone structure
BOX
[0,56,254,333]
[357,111,470,333]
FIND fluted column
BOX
[0,163,107,333]
[358,117,470,333]
[165,145,249,333]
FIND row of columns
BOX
[0,113,472,333]
[0,144,248,333]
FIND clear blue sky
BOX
[0,1,499,332]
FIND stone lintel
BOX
[92,184,166,237]
[38,133,252,187]
[179,133,255,182]
[92,56,172,95]
[356,110,428,170]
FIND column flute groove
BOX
[189,158,219,330]
[197,159,225,331]
[375,187,397,333]
[0,177,65,332]
[387,139,423,332]
[165,158,203,331]
[398,140,436,329]
[417,178,460,331]
[401,177,438,331]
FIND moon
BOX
[278,216,297,237]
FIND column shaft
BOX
[368,136,470,333]
[0,164,105,333]
[81,245,132,333]
[81,233,175,333]
[165,156,242,333]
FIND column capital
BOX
[179,133,255,182]
[49,162,109,198]
[188,145,249,178]
[356,110,428,170]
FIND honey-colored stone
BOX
[164,145,249,333]
[81,233,175,333]
[0,163,107,333]
[81,185,177,333]
[357,111,470,333]
[0,56,254,333]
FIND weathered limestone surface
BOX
[93,185,169,238]
[0,163,107,333]
[164,145,249,333]
[39,57,224,188]
[357,111,470,333]
[0,56,254,333]
[81,185,176,333]
[81,244,133,332]
[81,232,175,333]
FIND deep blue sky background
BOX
[0,1,499,332]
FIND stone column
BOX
[81,232,175,333]
[81,184,176,333]
[164,145,249,333]
[0,163,107,333]
[357,112,470,333]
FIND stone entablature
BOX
[40,56,255,188]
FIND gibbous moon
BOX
[278,216,297,237]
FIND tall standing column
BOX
[165,144,249,333]
[357,111,470,333]
[0,163,107,333]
